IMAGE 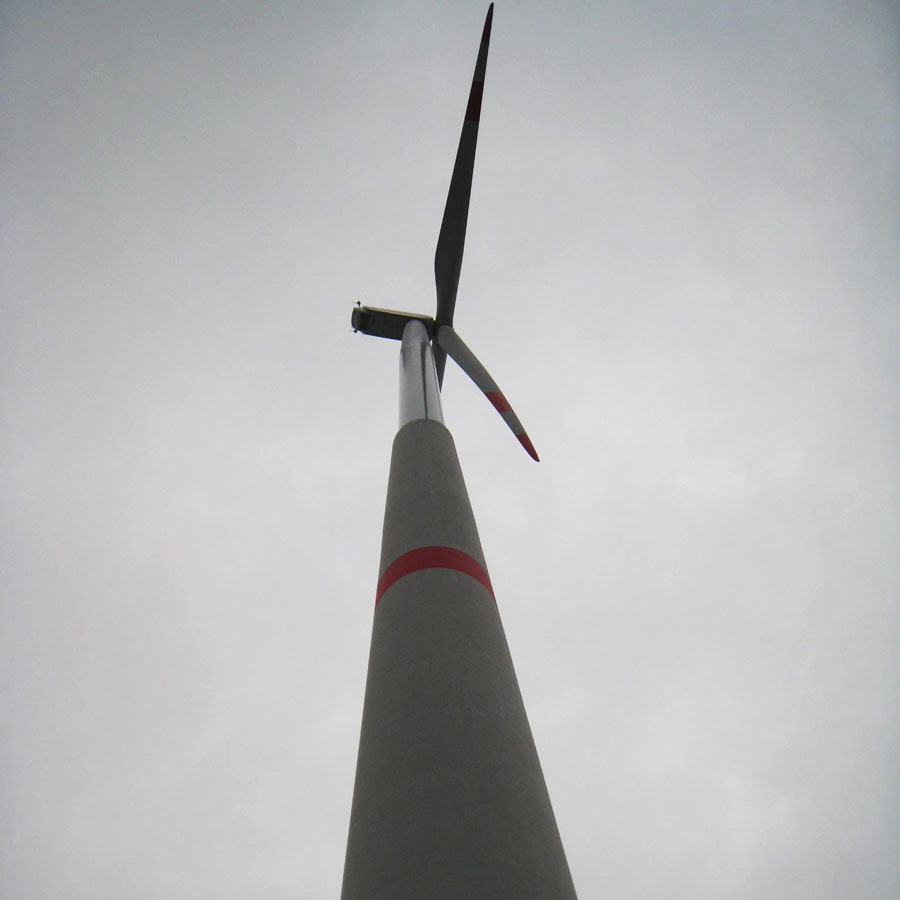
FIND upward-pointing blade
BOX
[433,3,494,385]
[435,325,539,461]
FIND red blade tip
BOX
[517,433,540,462]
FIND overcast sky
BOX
[2,1,898,897]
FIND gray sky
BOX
[2,1,898,897]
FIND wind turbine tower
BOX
[342,7,578,897]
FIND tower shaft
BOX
[340,331,577,898]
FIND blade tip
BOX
[517,433,540,461]
[483,4,494,43]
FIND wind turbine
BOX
[342,7,578,898]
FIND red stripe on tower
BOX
[376,545,494,605]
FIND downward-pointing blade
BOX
[435,325,539,461]
[433,3,494,385]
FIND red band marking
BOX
[376,545,494,606]
[485,390,511,413]
[464,81,484,123]
[517,433,540,461]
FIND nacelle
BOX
[351,305,435,341]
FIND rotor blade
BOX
[433,3,494,385]
[435,325,539,461]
